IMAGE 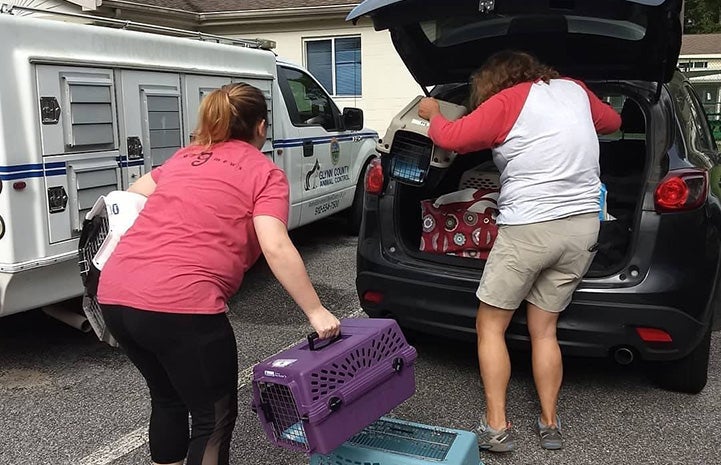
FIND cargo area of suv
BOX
[390,85,648,278]
[348,0,721,394]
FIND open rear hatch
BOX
[348,0,682,91]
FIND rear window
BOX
[420,15,648,48]
[599,94,645,141]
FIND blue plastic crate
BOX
[310,417,483,465]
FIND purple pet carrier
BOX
[251,318,417,455]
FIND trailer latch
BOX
[48,186,68,213]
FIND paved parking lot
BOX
[1,217,720,465]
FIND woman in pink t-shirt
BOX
[98,83,340,465]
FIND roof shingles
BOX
[681,34,721,56]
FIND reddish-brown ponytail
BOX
[192,83,267,147]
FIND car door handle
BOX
[303,140,314,157]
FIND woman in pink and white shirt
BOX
[419,50,621,452]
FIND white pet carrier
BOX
[378,96,467,185]
[78,191,147,347]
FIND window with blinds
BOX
[305,36,362,97]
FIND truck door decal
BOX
[305,159,320,191]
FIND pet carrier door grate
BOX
[258,382,308,449]
[78,215,108,278]
[389,131,433,185]
[310,327,406,401]
[78,214,119,347]
[348,418,456,460]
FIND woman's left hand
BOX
[418,97,441,121]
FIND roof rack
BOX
[0,4,277,50]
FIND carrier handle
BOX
[307,331,342,351]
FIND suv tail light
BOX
[654,169,708,213]
[365,157,384,195]
[636,327,673,343]
[362,290,384,304]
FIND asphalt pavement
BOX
[1,216,719,465]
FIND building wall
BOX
[679,55,721,118]
[228,22,421,134]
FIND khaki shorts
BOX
[476,212,600,313]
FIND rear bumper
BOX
[0,256,84,317]
[357,268,706,361]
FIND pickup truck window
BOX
[278,65,340,131]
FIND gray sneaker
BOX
[476,419,515,452]
[536,416,563,450]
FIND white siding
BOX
[8,0,86,17]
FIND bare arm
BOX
[253,215,340,339]
[419,88,526,154]
[127,172,157,197]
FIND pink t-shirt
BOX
[97,140,289,314]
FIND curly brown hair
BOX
[469,50,560,109]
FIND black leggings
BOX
[101,305,238,465]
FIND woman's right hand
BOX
[308,307,341,339]
[418,97,441,121]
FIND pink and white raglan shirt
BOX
[428,79,622,225]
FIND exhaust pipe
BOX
[42,305,91,333]
[613,347,635,365]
